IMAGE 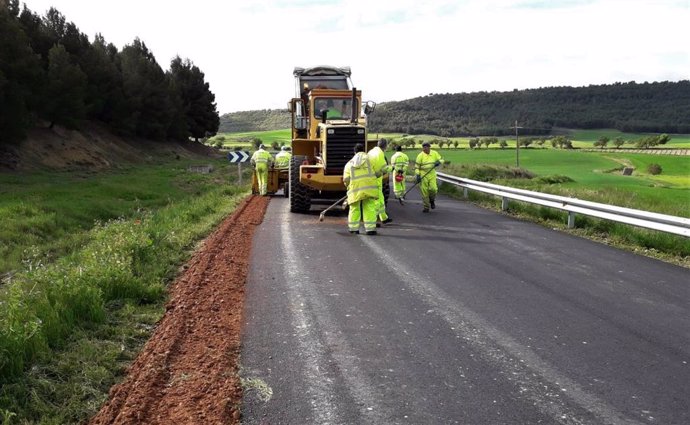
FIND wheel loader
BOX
[285,65,387,212]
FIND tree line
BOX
[0,1,219,145]
[217,79,688,137]
[368,80,690,136]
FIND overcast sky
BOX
[22,0,690,114]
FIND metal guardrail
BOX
[436,172,690,237]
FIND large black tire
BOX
[289,155,311,213]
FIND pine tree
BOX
[0,7,42,144]
[44,43,87,128]
[169,56,219,142]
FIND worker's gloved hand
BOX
[416,175,422,183]
[434,160,441,167]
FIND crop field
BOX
[374,130,690,149]
[428,148,689,216]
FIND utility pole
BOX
[512,120,523,168]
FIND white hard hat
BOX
[281,146,288,151]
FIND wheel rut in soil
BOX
[90,195,270,425]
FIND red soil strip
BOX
[90,195,269,425]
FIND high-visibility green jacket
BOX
[415,150,444,179]
[251,149,273,169]
[367,146,390,177]
[343,152,379,204]
[390,151,409,174]
[275,151,292,168]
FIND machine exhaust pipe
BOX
[351,87,357,124]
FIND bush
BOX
[534,175,574,184]
[647,163,662,175]
[449,164,534,181]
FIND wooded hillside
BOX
[0,1,219,146]
[219,80,689,136]
[369,81,690,136]
[218,109,290,133]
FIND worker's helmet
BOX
[281,146,288,151]
[259,144,265,149]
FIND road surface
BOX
[241,190,689,425]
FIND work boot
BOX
[382,218,393,224]
[430,199,436,209]
[422,207,430,213]
[398,198,404,205]
[349,230,359,235]
[376,222,381,228]
[366,230,377,235]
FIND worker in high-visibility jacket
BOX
[367,139,392,225]
[274,146,292,169]
[390,144,409,204]
[251,144,273,195]
[414,141,444,213]
[343,143,380,235]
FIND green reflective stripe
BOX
[349,160,375,180]
[363,221,377,225]
[255,159,269,163]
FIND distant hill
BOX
[369,81,690,136]
[219,81,690,136]
[219,110,290,133]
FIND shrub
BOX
[534,175,574,184]
[647,163,662,175]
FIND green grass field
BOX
[433,148,690,216]
[566,129,690,147]
[210,129,292,149]
[0,158,251,422]
[373,130,690,149]
[0,159,246,275]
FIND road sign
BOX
[228,151,250,163]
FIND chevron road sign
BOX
[228,151,250,163]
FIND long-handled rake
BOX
[318,195,348,222]
[399,165,438,203]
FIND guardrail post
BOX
[501,197,509,211]
[463,187,468,199]
[567,212,576,229]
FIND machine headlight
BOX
[327,129,335,134]
[357,129,364,134]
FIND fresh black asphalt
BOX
[240,187,689,425]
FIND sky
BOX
[22,0,690,114]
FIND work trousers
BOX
[393,173,406,199]
[255,164,268,195]
[375,177,388,221]
[420,176,438,209]
[348,198,377,232]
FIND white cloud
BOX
[22,0,690,113]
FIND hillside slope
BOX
[217,80,689,136]
[218,109,290,133]
[0,122,220,171]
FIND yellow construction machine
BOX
[286,66,386,212]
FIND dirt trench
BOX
[90,195,269,425]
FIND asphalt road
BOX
[240,188,689,425]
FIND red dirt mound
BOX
[90,195,269,425]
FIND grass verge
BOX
[0,162,250,423]
[439,174,690,267]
